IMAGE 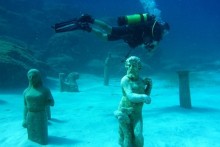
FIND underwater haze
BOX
[0,0,219,74]
[0,0,220,146]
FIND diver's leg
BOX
[77,14,112,33]
[93,19,112,34]
[91,28,108,41]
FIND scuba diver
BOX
[53,13,170,52]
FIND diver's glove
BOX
[144,41,158,52]
[78,14,94,24]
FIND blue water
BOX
[1,1,220,146]
[158,0,220,62]
[0,0,220,80]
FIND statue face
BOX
[125,56,142,79]
[27,69,42,87]
[126,62,139,78]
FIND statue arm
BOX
[143,77,152,95]
[121,76,151,103]
[47,89,54,106]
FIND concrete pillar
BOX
[59,73,65,92]
[177,70,192,108]
[104,53,111,86]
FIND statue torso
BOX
[24,87,48,112]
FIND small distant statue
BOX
[114,56,152,147]
[59,72,79,92]
[22,69,55,145]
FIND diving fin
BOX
[52,18,92,33]
[52,18,80,33]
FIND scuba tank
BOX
[117,13,148,26]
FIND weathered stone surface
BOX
[59,72,79,92]
[22,69,55,145]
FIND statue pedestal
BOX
[177,70,192,108]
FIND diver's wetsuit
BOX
[107,19,160,48]
[53,13,169,50]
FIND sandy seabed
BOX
[0,71,220,147]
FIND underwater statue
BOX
[114,56,152,147]
[22,69,54,145]
[59,72,79,92]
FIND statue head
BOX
[27,69,42,87]
[66,72,79,83]
[125,56,142,79]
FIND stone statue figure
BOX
[114,56,152,147]
[22,69,54,145]
[59,72,79,92]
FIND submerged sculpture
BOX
[22,69,54,145]
[59,72,79,92]
[114,56,152,147]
